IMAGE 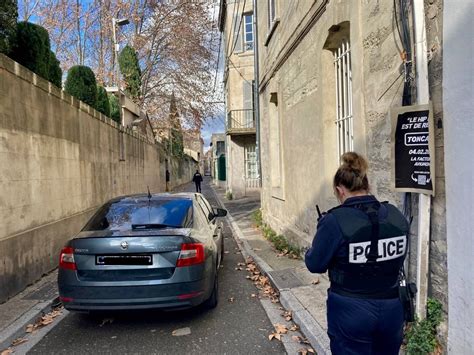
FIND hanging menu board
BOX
[391,104,435,195]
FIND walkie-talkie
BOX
[316,205,322,219]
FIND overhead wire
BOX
[227,0,247,58]
[224,0,240,58]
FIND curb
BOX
[0,297,60,351]
[208,185,330,355]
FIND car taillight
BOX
[176,243,205,267]
[59,247,76,270]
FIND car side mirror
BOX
[214,208,227,217]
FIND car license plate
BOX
[96,255,153,265]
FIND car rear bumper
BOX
[59,279,210,311]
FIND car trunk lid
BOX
[71,231,192,282]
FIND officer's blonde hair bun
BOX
[334,152,370,192]
[340,152,368,177]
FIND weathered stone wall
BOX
[258,0,447,341]
[0,55,196,302]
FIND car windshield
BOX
[83,198,193,231]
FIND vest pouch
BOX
[399,281,417,322]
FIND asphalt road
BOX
[29,178,285,354]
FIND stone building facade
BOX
[219,0,260,199]
[255,0,461,348]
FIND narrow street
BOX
[27,178,285,354]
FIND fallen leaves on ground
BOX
[244,258,279,302]
[228,297,235,303]
[282,310,292,321]
[311,278,320,285]
[274,323,288,334]
[11,338,27,346]
[171,327,191,336]
[268,333,282,341]
[24,306,64,334]
[298,348,316,355]
[1,348,13,355]
[289,324,300,332]
[269,323,289,342]
[292,335,311,344]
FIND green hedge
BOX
[0,0,18,54]
[118,45,141,100]
[10,22,50,79]
[65,65,97,108]
[9,22,62,87]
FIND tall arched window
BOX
[334,38,353,156]
[324,22,353,158]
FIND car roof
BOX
[107,192,197,204]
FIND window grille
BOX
[334,39,353,157]
[245,144,258,179]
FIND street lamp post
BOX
[112,17,129,125]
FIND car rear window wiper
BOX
[131,223,180,230]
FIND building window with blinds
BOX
[334,39,353,156]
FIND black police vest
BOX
[328,201,409,299]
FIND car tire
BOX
[203,272,218,309]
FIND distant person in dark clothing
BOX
[165,169,170,192]
[192,170,203,193]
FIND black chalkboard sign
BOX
[391,104,435,195]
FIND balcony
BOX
[227,109,256,135]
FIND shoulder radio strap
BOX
[355,201,381,263]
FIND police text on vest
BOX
[348,236,407,263]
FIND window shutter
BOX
[243,81,253,110]
[233,14,242,53]
[243,81,254,127]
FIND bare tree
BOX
[21,0,222,127]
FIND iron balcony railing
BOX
[227,109,256,133]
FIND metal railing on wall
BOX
[227,109,256,130]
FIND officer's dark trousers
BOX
[327,291,404,355]
[195,182,201,193]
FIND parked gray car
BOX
[58,192,227,312]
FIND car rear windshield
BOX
[83,199,193,231]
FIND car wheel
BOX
[203,272,218,309]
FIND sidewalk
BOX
[0,270,59,350]
[209,183,331,355]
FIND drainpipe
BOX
[253,0,262,186]
[413,0,431,320]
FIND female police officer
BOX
[305,152,409,355]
